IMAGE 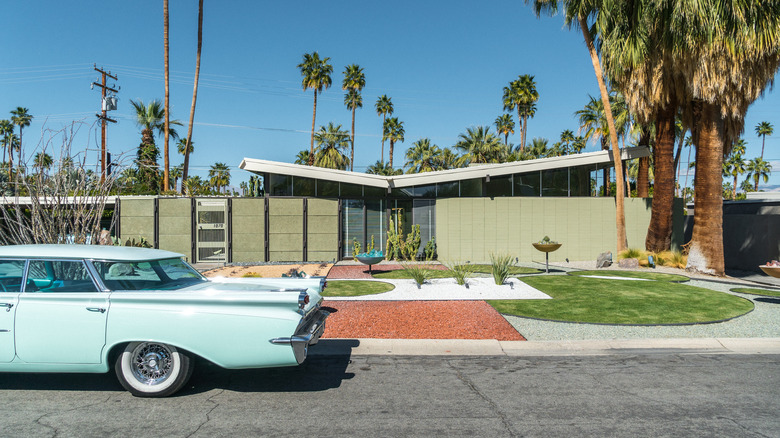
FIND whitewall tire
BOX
[115,342,194,397]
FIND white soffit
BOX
[239,146,650,189]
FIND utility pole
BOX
[92,65,118,183]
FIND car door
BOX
[15,259,109,364]
[0,259,24,362]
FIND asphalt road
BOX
[0,354,778,437]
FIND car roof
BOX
[0,244,184,261]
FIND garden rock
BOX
[618,258,640,269]
[596,252,612,268]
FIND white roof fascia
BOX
[239,146,650,189]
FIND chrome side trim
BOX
[269,309,329,363]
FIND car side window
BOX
[27,260,98,293]
[0,259,26,293]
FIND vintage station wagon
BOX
[0,244,329,397]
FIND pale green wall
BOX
[232,198,265,262]
[307,198,338,261]
[158,198,192,257]
[268,198,303,261]
[118,198,155,245]
[436,197,664,263]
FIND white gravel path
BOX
[325,277,552,301]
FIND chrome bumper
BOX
[269,308,329,364]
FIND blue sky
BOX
[2,0,778,189]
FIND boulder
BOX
[618,258,640,269]
[596,252,612,268]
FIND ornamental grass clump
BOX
[401,263,431,288]
[489,253,513,285]
[445,261,476,286]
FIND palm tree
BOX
[0,120,13,165]
[745,158,772,192]
[722,153,746,200]
[559,129,575,155]
[208,162,231,193]
[404,138,443,174]
[502,75,539,152]
[383,117,404,168]
[130,99,182,147]
[755,121,774,160]
[522,137,550,160]
[182,0,204,193]
[184,175,205,196]
[33,152,53,175]
[454,126,507,165]
[10,107,32,167]
[313,122,350,170]
[163,0,172,192]
[440,147,459,170]
[494,114,515,145]
[170,165,183,192]
[532,0,630,252]
[375,95,393,163]
[298,52,333,166]
[571,135,586,154]
[294,150,311,165]
[177,138,194,156]
[366,160,401,176]
[343,64,365,171]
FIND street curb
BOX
[308,337,780,357]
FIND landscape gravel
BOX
[324,277,551,301]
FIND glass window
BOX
[0,259,26,293]
[293,176,315,197]
[459,178,482,197]
[486,175,513,197]
[342,199,364,257]
[94,258,206,291]
[413,199,436,258]
[414,184,437,198]
[570,165,594,197]
[514,171,540,196]
[365,199,386,253]
[269,174,293,196]
[542,168,569,196]
[436,181,459,197]
[364,185,386,198]
[391,200,413,237]
[27,260,97,293]
[316,179,339,197]
[340,183,363,198]
[390,187,413,198]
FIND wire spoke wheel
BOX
[115,342,194,397]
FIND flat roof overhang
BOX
[239,146,650,190]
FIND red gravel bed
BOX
[326,263,448,279]
[321,300,525,341]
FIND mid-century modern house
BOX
[117,146,693,265]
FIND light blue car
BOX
[0,244,329,397]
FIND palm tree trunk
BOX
[517,108,524,152]
[579,15,627,253]
[389,139,394,168]
[521,114,528,152]
[381,115,386,164]
[350,107,355,171]
[18,127,23,168]
[761,135,766,160]
[309,91,317,166]
[687,101,725,276]
[636,129,650,198]
[182,0,203,195]
[163,0,171,192]
[733,174,738,200]
[645,106,676,252]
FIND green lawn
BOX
[567,269,689,282]
[321,280,395,297]
[372,269,454,280]
[467,265,542,275]
[730,287,780,298]
[489,276,753,325]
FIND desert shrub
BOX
[401,263,431,287]
[490,253,513,285]
[445,261,475,286]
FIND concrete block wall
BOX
[268,198,303,261]
[158,198,192,257]
[231,198,265,262]
[307,199,339,261]
[118,198,155,245]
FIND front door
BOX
[0,259,25,362]
[15,259,109,364]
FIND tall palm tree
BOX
[33,152,53,175]
[521,137,550,160]
[502,75,539,151]
[383,117,404,168]
[294,150,310,165]
[170,164,183,192]
[745,158,772,192]
[559,129,575,155]
[313,122,350,170]
[177,138,195,156]
[375,95,393,163]
[404,138,442,173]
[343,64,365,171]
[755,121,774,160]
[723,152,746,200]
[531,0,627,253]
[130,100,182,147]
[366,160,401,176]
[208,162,230,193]
[182,0,204,194]
[494,114,515,145]
[163,0,171,192]
[10,107,32,167]
[570,135,586,154]
[0,120,13,165]
[440,147,459,170]
[298,52,333,166]
[454,126,507,165]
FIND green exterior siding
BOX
[232,198,265,262]
[118,198,155,245]
[158,198,192,258]
[307,199,339,261]
[268,199,303,261]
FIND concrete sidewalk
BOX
[309,337,780,357]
